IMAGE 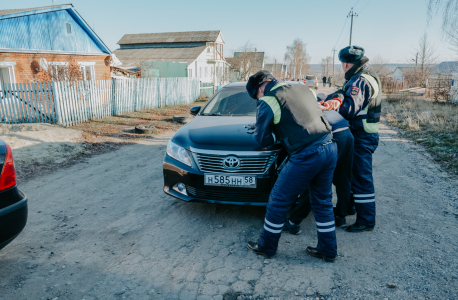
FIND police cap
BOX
[246,70,275,99]
[338,46,365,63]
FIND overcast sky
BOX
[4,0,458,64]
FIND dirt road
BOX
[1,117,458,299]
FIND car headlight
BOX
[167,140,192,166]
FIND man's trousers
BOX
[257,141,337,257]
[289,128,354,223]
[351,130,379,226]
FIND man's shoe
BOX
[283,219,301,235]
[247,241,272,258]
[335,216,347,228]
[306,247,335,263]
[346,222,374,232]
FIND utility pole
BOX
[347,8,358,46]
[415,52,418,67]
[332,48,336,78]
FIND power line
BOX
[358,0,374,14]
[353,0,362,9]
[333,17,349,49]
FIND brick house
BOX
[0,4,112,84]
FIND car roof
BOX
[225,82,247,87]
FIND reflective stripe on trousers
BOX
[257,141,338,257]
[351,132,379,226]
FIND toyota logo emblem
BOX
[223,156,241,170]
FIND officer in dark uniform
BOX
[245,70,338,262]
[321,46,382,232]
[283,108,354,233]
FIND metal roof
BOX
[0,4,111,55]
[432,61,458,74]
[118,31,221,45]
[0,4,73,17]
[113,46,207,68]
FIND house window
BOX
[78,62,95,80]
[49,62,69,81]
[66,23,72,35]
[0,62,16,85]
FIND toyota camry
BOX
[162,82,289,205]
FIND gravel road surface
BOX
[1,119,458,299]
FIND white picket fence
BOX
[0,77,201,126]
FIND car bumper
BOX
[0,187,28,250]
[163,154,275,206]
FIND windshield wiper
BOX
[200,113,221,116]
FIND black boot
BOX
[247,241,273,258]
[282,219,301,235]
[306,247,335,263]
[335,216,347,228]
[346,222,374,232]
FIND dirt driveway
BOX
[1,120,458,299]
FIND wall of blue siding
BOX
[0,10,106,54]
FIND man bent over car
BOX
[245,70,338,262]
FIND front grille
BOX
[193,153,276,174]
[186,186,269,203]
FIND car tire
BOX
[135,123,157,134]
[173,115,191,124]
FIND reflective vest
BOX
[344,69,382,134]
[260,82,331,154]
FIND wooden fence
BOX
[0,77,200,126]
[380,78,407,94]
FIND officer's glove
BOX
[319,99,342,111]
[325,90,345,102]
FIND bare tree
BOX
[320,56,332,77]
[403,33,438,87]
[228,41,261,81]
[427,0,458,52]
[367,55,392,78]
[284,38,310,79]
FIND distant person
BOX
[328,76,333,87]
[322,76,327,87]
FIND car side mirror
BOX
[189,106,201,116]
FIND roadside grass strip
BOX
[383,94,458,175]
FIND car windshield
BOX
[305,75,316,80]
[201,86,256,116]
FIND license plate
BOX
[204,174,256,188]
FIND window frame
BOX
[0,62,16,85]
[78,62,96,81]
[66,22,72,35]
[48,61,69,81]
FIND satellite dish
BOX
[40,58,48,72]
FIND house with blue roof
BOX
[0,4,113,84]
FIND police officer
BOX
[283,108,354,232]
[321,46,381,232]
[245,70,338,262]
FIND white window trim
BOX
[48,62,69,81]
[78,62,95,81]
[0,62,16,84]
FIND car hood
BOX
[172,116,279,151]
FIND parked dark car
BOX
[163,82,296,205]
[0,140,27,250]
